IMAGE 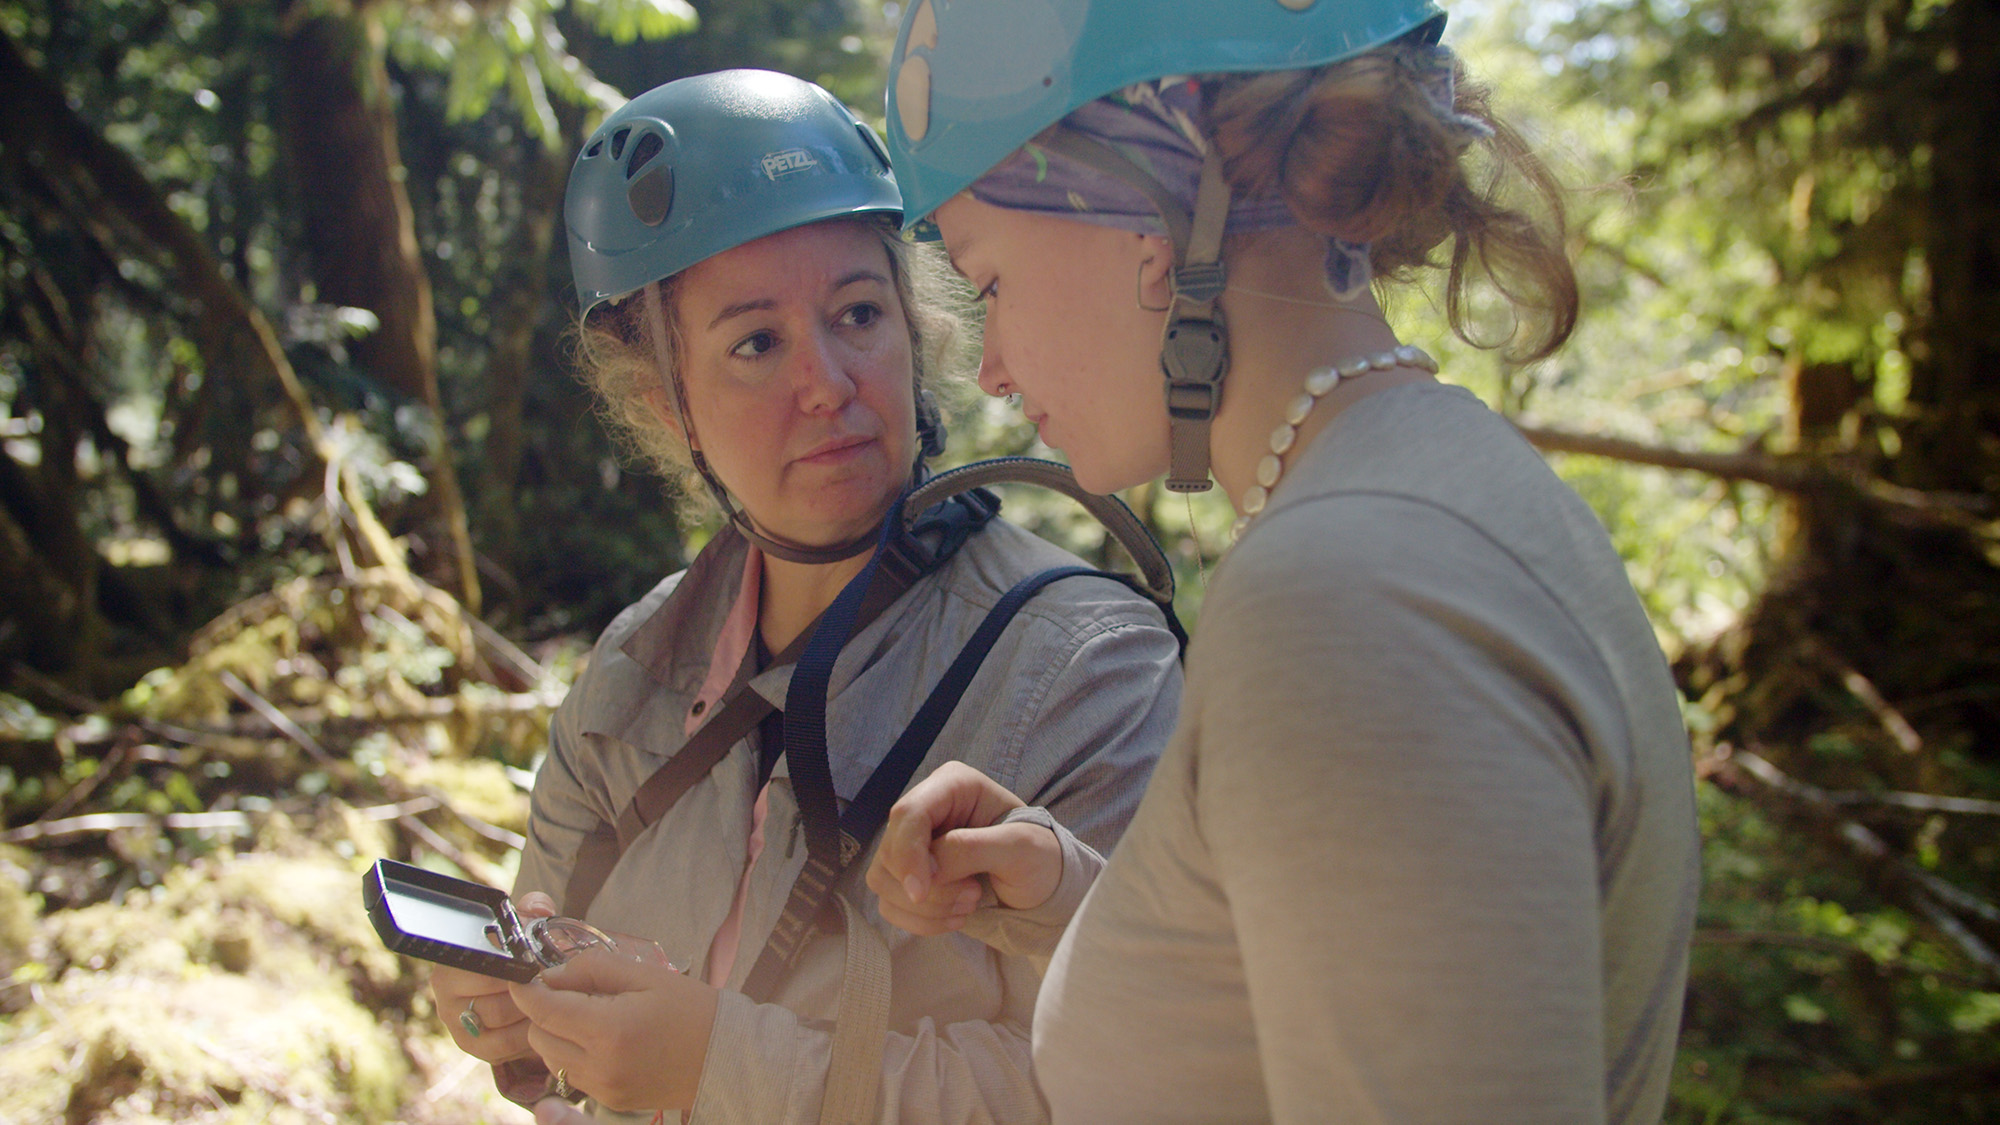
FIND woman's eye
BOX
[977,278,999,302]
[840,302,883,328]
[729,331,778,359]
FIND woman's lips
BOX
[795,434,874,464]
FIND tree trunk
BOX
[1907,0,2000,493]
[275,4,481,613]
[472,114,575,609]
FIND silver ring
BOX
[459,1000,484,1038]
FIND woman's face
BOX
[667,220,917,547]
[934,194,1172,495]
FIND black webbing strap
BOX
[739,564,1109,1002]
[559,518,935,919]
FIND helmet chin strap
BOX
[643,285,942,566]
[1034,131,1234,492]
[690,448,887,565]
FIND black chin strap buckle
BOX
[916,388,947,460]
[888,485,1000,580]
[1161,313,1227,493]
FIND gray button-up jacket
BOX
[515,516,1183,1123]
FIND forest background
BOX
[0,0,1995,1121]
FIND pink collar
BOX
[685,545,763,737]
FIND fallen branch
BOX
[1,810,253,845]
[1715,745,2000,981]
[1513,423,1809,490]
[139,689,564,742]
[417,787,527,850]
[1693,928,1995,989]
[219,669,336,765]
[1822,788,2000,817]
[35,732,138,824]
[396,810,508,888]
[1512,422,1996,531]
[0,795,468,847]
[1801,637,1923,755]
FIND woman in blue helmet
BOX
[427,69,1182,1124]
[866,3,1699,1121]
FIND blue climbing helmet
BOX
[566,68,902,316]
[885,0,1446,230]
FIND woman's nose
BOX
[976,346,1011,398]
[794,331,858,413]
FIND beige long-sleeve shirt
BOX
[1014,383,1699,1123]
[515,516,1184,1124]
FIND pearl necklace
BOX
[1231,343,1440,540]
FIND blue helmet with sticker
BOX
[885,0,1446,231]
[566,69,902,315]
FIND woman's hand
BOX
[430,891,563,1066]
[866,761,1063,935]
[508,948,719,1113]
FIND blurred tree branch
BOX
[1708,744,2000,983]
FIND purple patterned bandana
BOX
[966,46,1485,301]
[968,76,1375,298]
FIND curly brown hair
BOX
[1204,35,1579,363]
[568,217,963,508]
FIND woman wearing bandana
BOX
[866,2,1700,1121]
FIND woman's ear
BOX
[642,386,697,451]
[1135,233,1176,313]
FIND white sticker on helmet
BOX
[761,149,820,178]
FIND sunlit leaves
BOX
[573,0,699,45]
[385,0,694,143]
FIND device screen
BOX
[382,876,506,954]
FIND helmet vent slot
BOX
[628,166,675,227]
[855,122,891,171]
[610,127,631,160]
[584,139,604,158]
[626,132,666,178]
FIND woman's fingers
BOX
[433,964,535,1060]
[516,891,559,918]
[933,821,1062,911]
[872,762,1023,907]
[872,875,986,936]
[874,793,944,903]
[507,948,718,1113]
[460,991,530,1033]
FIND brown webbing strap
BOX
[559,559,919,918]
[1162,152,1233,493]
[819,893,892,1125]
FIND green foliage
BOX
[384,0,697,145]
[1677,778,2000,1122]
[573,0,701,45]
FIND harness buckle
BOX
[1161,315,1228,421]
[1173,261,1227,304]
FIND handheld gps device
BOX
[362,857,616,981]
